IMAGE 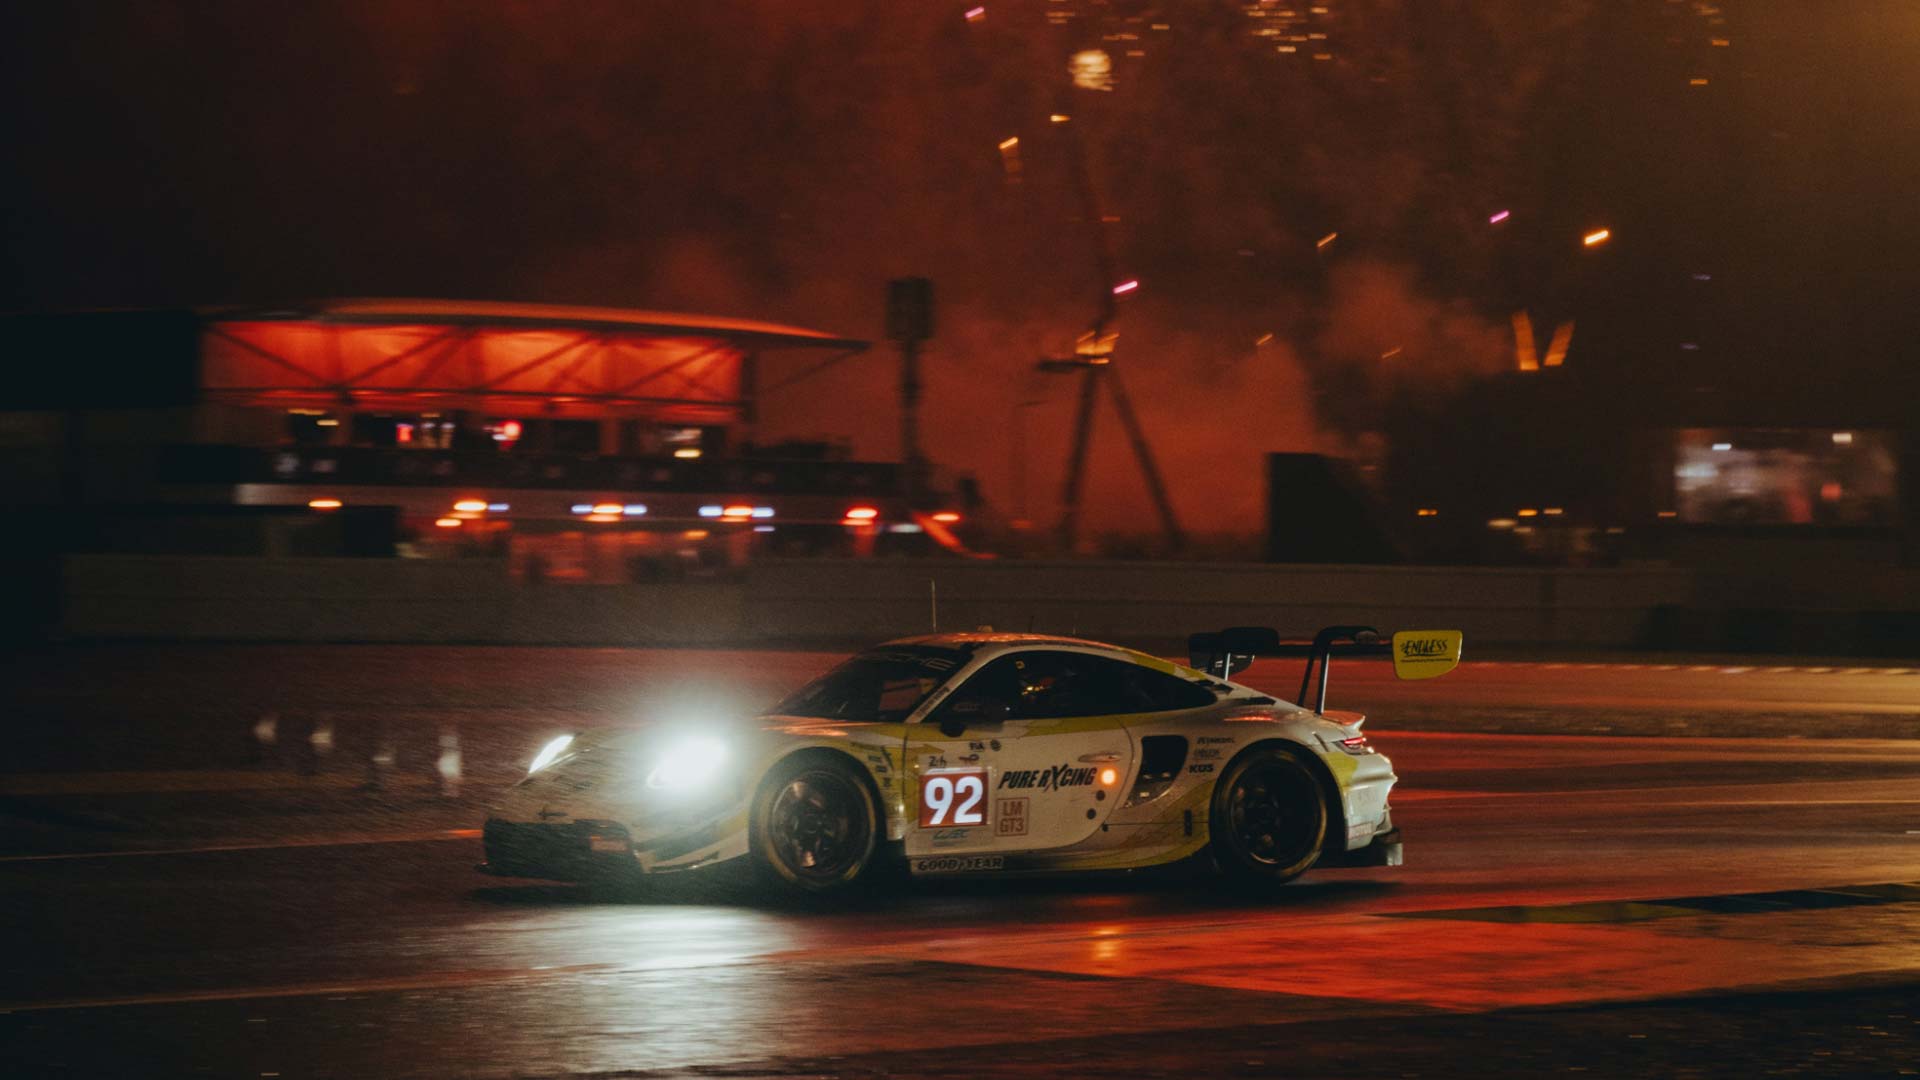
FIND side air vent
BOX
[1122,735,1189,808]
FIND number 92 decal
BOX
[918,768,990,829]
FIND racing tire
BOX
[1208,746,1328,884]
[749,752,880,895]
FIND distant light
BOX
[1691,273,1713,281]
[1583,228,1611,246]
[1069,49,1113,91]
[1832,432,1854,445]
[1711,38,1730,47]
[586,513,620,523]
[592,503,623,515]
[1689,77,1709,86]
[453,499,489,514]
[1513,525,1535,535]
[1316,232,1338,249]
[1255,332,1275,346]
[1820,481,1844,502]
[570,504,593,515]
[486,502,510,513]
[1517,508,1539,518]
[931,511,962,524]
[622,504,648,516]
[315,418,340,427]
[493,419,523,443]
[1415,508,1439,517]
[396,423,413,445]
[673,447,703,460]
[1657,510,1678,519]
[1544,507,1565,516]
[964,5,985,20]
[1488,210,1510,225]
[998,136,1020,151]
[751,507,775,519]
[1711,442,1733,452]
[1111,279,1139,295]
[1380,346,1402,361]
[1049,113,1071,123]
[1680,343,1700,351]
[844,506,880,521]
[1487,518,1517,530]
[889,523,924,534]
[307,498,343,510]
[434,517,462,529]
[698,505,724,518]
[682,529,709,540]
[753,525,776,533]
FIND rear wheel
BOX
[749,753,879,894]
[1209,747,1328,883]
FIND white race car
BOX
[480,625,1462,893]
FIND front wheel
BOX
[749,753,879,894]
[1209,747,1328,884]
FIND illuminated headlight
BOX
[527,733,576,775]
[645,736,730,792]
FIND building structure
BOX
[0,300,978,584]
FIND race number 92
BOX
[919,769,989,828]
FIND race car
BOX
[480,625,1462,893]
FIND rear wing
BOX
[1186,625,1463,715]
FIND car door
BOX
[903,649,1145,860]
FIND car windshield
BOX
[771,646,971,723]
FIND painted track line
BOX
[0,961,613,1015]
[0,828,481,864]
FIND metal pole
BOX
[900,337,922,505]
[1104,363,1185,552]
[1056,364,1102,552]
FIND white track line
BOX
[0,828,481,864]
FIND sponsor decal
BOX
[1191,748,1222,760]
[995,797,1030,837]
[997,764,1098,791]
[989,740,1002,751]
[913,854,1005,874]
[968,740,987,752]
[1188,763,1216,775]
[919,768,990,827]
[959,753,982,764]
[925,755,948,769]
[1197,736,1236,745]
[1400,637,1451,658]
[931,827,972,847]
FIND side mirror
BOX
[938,697,1009,738]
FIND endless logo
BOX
[1401,638,1450,658]
[998,764,1097,791]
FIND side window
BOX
[1119,663,1219,711]
[938,651,1214,721]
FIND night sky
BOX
[4,2,1916,535]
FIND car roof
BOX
[881,631,1127,652]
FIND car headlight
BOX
[645,736,730,791]
[527,733,576,775]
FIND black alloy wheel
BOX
[751,754,878,893]
[1209,747,1328,883]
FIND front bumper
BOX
[479,819,637,881]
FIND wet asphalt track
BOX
[3,645,1919,1077]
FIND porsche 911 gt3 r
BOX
[480,625,1462,893]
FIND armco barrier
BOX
[60,555,1697,648]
